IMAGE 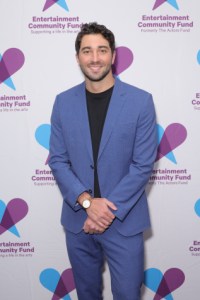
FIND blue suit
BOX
[49,77,157,299]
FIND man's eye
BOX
[100,49,107,53]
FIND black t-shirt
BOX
[86,86,114,197]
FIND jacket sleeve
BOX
[108,94,157,221]
[48,96,86,210]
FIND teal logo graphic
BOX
[194,199,200,217]
[197,50,200,65]
[35,124,51,164]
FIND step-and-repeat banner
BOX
[0,1,200,299]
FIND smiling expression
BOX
[76,34,115,83]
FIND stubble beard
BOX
[79,64,112,82]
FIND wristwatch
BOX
[82,198,92,209]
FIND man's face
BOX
[76,34,115,82]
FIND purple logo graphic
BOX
[40,268,75,299]
[35,124,51,164]
[0,48,25,90]
[144,268,185,299]
[156,123,187,164]
[153,0,179,10]
[112,46,134,76]
[0,198,28,237]
[43,0,69,12]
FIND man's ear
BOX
[76,53,80,65]
[112,50,116,65]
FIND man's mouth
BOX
[89,64,102,72]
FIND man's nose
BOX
[91,51,99,62]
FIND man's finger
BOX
[106,199,118,211]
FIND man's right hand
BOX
[86,197,117,229]
[78,192,118,233]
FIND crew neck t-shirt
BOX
[86,86,114,197]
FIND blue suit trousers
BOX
[65,225,144,300]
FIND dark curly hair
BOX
[75,22,115,54]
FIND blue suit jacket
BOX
[49,78,157,236]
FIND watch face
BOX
[83,199,91,209]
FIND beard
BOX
[79,63,112,82]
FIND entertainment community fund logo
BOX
[32,124,56,187]
[28,1,83,35]
[0,198,35,258]
[149,123,192,185]
[138,1,194,33]
[144,267,185,299]
[40,268,76,299]
[0,48,30,113]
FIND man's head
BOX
[75,22,116,85]
[75,22,115,55]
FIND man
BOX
[49,22,157,300]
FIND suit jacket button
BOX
[90,165,94,169]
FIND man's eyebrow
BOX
[80,46,91,51]
[98,45,109,49]
[80,45,109,51]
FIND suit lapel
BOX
[98,78,126,160]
